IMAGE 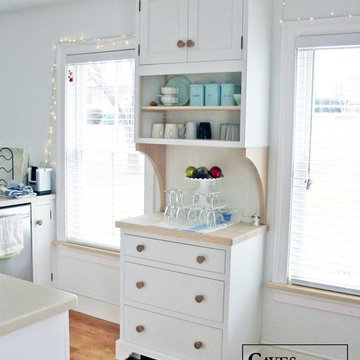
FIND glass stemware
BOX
[164,189,226,229]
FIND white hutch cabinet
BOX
[116,1,272,359]
[135,0,271,220]
[139,0,243,65]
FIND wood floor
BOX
[70,310,120,360]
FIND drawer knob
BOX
[136,325,144,333]
[195,295,204,303]
[136,244,145,252]
[136,281,145,289]
[196,255,205,264]
[36,220,43,226]
[186,39,195,48]
[194,341,203,350]
[177,40,185,48]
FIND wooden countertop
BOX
[115,212,268,246]
[0,274,76,337]
[0,194,55,207]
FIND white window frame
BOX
[55,38,155,247]
[272,17,360,285]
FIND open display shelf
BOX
[136,138,242,148]
[137,72,242,145]
[141,105,240,111]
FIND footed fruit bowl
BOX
[185,177,222,193]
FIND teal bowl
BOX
[233,94,241,105]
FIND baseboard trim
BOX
[72,293,119,324]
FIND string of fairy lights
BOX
[279,0,357,24]
[44,3,360,167]
[44,33,135,168]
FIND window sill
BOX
[53,240,120,258]
[266,282,360,317]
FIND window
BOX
[288,44,360,295]
[58,47,148,250]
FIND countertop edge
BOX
[0,274,77,337]
[0,194,55,207]
[0,295,77,337]
[115,214,268,246]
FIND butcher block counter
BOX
[115,212,268,246]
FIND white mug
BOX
[177,124,186,138]
[225,124,240,141]
[161,87,179,95]
[220,124,227,140]
[225,124,234,141]
[151,123,165,138]
[164,124,179,139]
[160,95,178,106]
[233,124,240,141]
[184,122,197,139]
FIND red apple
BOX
[210,166,222,178]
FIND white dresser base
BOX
[116,229,265,360]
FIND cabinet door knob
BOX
[194,341,203,350]
[177,40,185,48]
[136,244,145,252]
[36,220,43,226]
[136,281,145,289]
[186,39,195,48]
[196,255,205,264]
[195,295,204,303]
[136,325,144,333]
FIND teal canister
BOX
[190,84,205,106]
[205,84,221,106]
[220,83,236,106]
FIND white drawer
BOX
[123,233,226,274]
[124,262,224,322]
[124,306,222,360]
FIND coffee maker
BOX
[27,166,52,195]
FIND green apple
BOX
[185,166,197,178]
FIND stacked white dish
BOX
[158,87,178,105]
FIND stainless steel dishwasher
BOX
[0,203,32,281]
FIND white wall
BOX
[0,0,135,322]
[263,1,360,359]
[0,0,135,166]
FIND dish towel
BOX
[0,182,36,199]
[0,215,24,259]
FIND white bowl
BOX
[161,87,179,95]
[160,95,178,106]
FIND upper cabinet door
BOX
[139,0,188,65]
[187,0,243,62]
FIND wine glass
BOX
[164,190,177,222]
[187,206,198,225]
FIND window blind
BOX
[288,47,360,295]
[65,57,144,250]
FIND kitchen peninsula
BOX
[116,213,268,360]
[0,274,76,360]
